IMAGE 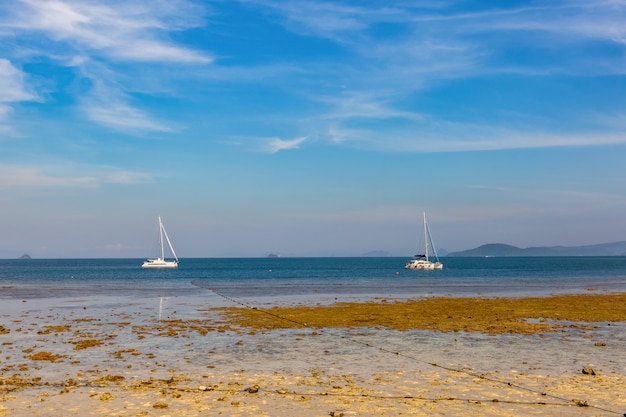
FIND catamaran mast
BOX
[423,212,429,261]
[425,213,441,263]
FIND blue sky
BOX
[1,0,626,258]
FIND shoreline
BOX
[2,292,626,416]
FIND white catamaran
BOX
[142,216,179,268]
[405,212,443,270]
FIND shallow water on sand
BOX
[3,291,625,411]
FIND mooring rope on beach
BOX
[197,284,626,416]
[1,378,591,411]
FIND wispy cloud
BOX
[254,0,626,76]
[244,0,626,152]
[257,0,626,59]
[0,59,39,102]
[0,164,155,189]
[85,102,173,132]
[0,104,13,130]
[1,0,211,133]
[102,243,140,252]
[5,0,212,63]
[66,57,177,133]
[319,91,425,121]
[83,88,174,133]
[0,58,39,134]
[0,106,15,136]
[254,0,373,41]
[261,136,308,153]
[461,1,626,45]
[326,121,626,153]
[3,0,626,153]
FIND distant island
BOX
[18,254,31,259]
[361,250,393,257]
[447,241,626,257]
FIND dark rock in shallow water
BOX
[244,385,260,393]
[582,367,596,375]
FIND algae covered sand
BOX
[216,292,626,334]
[1,292,626,416]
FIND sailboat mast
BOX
[161,223,179,262]
[423,212,429,261]
[142,216,179,268]
[158,216,165,260]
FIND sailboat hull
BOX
[142,216,179,268]
[142,258,178,268]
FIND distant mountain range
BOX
[447,241,626,257]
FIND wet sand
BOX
[1,292,626,416]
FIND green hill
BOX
[447,241,626,257]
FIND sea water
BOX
[1,256,626,302]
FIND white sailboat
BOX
[142,216,179,268]
[405,212,443,270]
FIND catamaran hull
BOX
[405,212,443,270]
[405,260,443,270]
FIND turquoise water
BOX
[1,257,625,301]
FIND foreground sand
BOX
[1,292,626,416]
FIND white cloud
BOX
[251,0,626,80]
[0,104,12,120]
[8,0,212,63]
[103,243,140,251]
[261,136,308,153]
[0,59,39,135]
[112,40,210,63]
[0,59,38,102]
[320,92,425,121]
[85,100,173,133]
[261,1,368,39]
[0,0,212,134]
[326,122,626,153]
[264,0,626,154]
[67,58,175,132]
[0,164,155,189]
[469,1,626,45]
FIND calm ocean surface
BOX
[1,257,626,301]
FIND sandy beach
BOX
[2,292,626,416]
